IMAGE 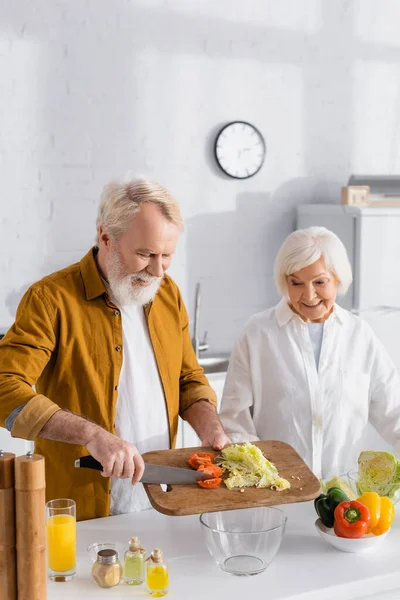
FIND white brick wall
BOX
[2,0,400,352]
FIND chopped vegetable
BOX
[357,492,394,536]
[217,442,291,491]
[334,501,370,538]
[197,477,222,489]
[186,452,222,489]
[357,451,400,501]
[187,452,215,470]
[321,477,356,500]
[197,463,223,478]
[314,487,349,528]
[194,452,215,462]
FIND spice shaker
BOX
[0,451,17,600]
[123,535,145,585]
[15,452,47,600]
[146,547,168,597]
[91,548,123,588]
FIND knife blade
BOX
[74,455,215,484]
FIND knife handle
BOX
[75,455,103,471]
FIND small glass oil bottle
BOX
[146,548,168,597]
[123,536,145,585]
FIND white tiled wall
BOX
[2,0,400,354]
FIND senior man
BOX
[0,177,230,520]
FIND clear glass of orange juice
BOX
[46,498,76,581]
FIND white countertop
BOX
[48,501,400,600]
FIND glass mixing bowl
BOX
[199,506,287,577]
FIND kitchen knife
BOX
[74,455,215,484]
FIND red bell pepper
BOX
[334,500,371,538]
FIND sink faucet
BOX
[192,282,209,358]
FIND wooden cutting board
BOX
[142,440,321,516]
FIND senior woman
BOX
[219,226,400,479]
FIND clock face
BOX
[214,121,266,179]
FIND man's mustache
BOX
[129,272,163,284]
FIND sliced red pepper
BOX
[197,463,223,478]
[194,452,215,462]
[334,500,371,538]
[187,452,215,470]
[197,477,222,489]
[187,456,201,469]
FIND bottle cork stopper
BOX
[129,536,141,552]
[0,451,16,490]
[151,548,163,563]
[14,452,45,491]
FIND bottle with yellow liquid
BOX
[146,548,168,597]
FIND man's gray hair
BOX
[96,176,183,244]
[274,226,353,297]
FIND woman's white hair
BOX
[96,175,183,244]
[274,226,353,297]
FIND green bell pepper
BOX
[314,486,349,528]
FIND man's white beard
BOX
[106,249,163,307]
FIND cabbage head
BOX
[357,450,400,501]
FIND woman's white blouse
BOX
[219,299,400,478]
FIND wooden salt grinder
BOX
[15,452,47,600]
[0,450,17,600]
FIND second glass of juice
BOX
[46,498,76,581]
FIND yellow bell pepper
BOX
[372,496,394,536]
[357,492,394,535]
[357,492,380,532]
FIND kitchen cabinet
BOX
[297,204,400,311]
[47,501,400,600]
[176,372,226,449]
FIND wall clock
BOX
[214,121,266,179]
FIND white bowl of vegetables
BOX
[315,518,390,553]
[315,451,396,553]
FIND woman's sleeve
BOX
[219,329,259,443]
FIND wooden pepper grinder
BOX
[15,451,47,600]
[0,450,17,600]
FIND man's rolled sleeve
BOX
[0,285,58,438]
[180,382,217,415]
[11,394,61,440]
